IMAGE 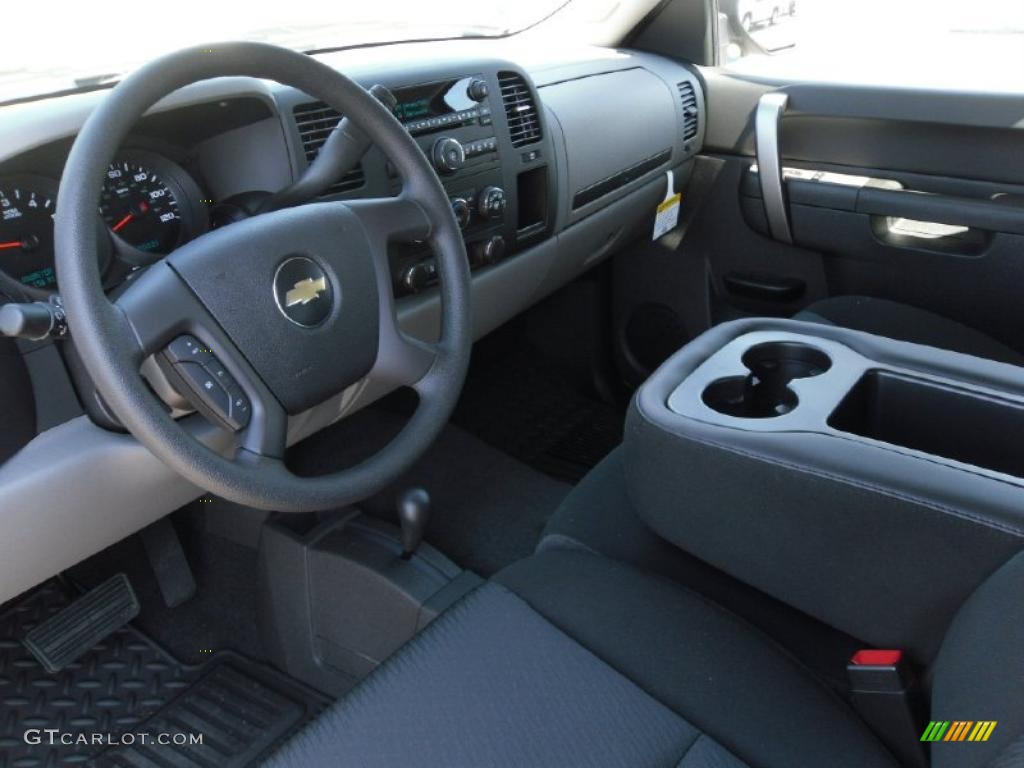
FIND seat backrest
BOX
[929,550,1024,767]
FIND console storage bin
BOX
[625,318,1024,661]
[829,370,1024,478]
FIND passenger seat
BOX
[795,296,1024,366]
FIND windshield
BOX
[1,0,568,103]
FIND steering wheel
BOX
[54,42,472,512]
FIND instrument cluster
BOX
[0,149,208,297]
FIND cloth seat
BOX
[537,447,863,692]
[266,548,900,767]
[795,295,1024,366]
[269,544,1024,767]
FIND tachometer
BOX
[100,160,183,255]
[0,175,59,292]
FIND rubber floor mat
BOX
[453,351,623,483]
[0,580,328,768]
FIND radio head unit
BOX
[392,75,492,134]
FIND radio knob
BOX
[432,137,466,174]
[477,186,506,220]
[475,235,506,266]
[450,197,471,229]
[467,78,489,102]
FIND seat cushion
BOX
[269,550,896,768]
[795,295,1024,366]
[537,447,862,692]
[265,579,744,768]
[497,550,896,768]
[929,550,1024,768]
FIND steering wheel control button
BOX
[175,360,232,418]
[273,257,333,328]
[160,335,251,431]
[225,385,251,426]
[164,334,210,363]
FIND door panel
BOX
[612,68,1024,385]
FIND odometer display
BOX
[100,161,182,254]
[0,179,58,290]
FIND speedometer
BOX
[98,150,208,264]
[100,161,183,255]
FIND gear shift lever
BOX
[397,488,430,560]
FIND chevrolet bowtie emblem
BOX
[285,276,328,307]
[274,257,333,328]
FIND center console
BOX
[625,318,1024,660]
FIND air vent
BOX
[677,81,699,142]
[498,72,542,148]
[292,101,366,195]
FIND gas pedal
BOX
[23,573,139,673]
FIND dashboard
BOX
[0,38,705,604]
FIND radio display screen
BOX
[392,77,476,122]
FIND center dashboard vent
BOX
[677,81,699,142]
[292,101,366,195]
[498,72,542,148]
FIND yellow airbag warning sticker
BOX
[653,170,680,240]
[653,193,681,240]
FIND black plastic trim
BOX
[572,148,672,210]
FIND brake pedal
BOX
[23,573,139,673]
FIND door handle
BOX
[755,92,792,244]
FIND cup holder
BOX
[742,341,832,382]
[701,341,831,419]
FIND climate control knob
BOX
[432,137,465,174]
[477,186,506,220]
[474,235,507,266]
[400,261,436,294]
[450,197,471,229]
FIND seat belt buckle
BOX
[847,649,928,768]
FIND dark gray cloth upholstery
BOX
[266,578,747,767]
[268,549,898,767]
[496,550,897,768]
[795,296,1024,366]
[538,447,862,692]
[929,550,1024,768]
[270,545,1024,768]
[624,317,1024,663]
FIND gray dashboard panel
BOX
[540,59,703,228]
[541,68,676,218]
[0,416,223,604]
[0,77,280,166]
[196,117,295,202]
